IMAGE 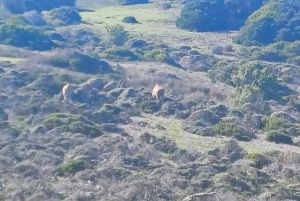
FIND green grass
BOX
[77,4,194,45]
[131,114,300,154]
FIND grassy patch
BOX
[42,113,103,138]
[78,4,182,43]
[56,159,91,176]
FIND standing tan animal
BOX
[62,83,74,102]
[152,83,165,105]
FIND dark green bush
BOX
[48,50,113,74]
[234,1,300,46]
[208,60,288,105]
[0,24,56,50]
[0,0,76,14]
[63,121,103,138]
[176,0,266,32]
[43,6,81,26]
[101,47,140,61]
[265,131,293,145]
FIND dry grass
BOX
[115,61,234,104]
[0,45,37,57]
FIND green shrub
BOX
[144,49,179,67]
[63,121,102,138]
[49,57,70,68]
[244,153,271,169]
[42,113,103,138]
[209,60,288,105]
[0,24,56,50]
[1,0,76,14]
[232,85,264,106]
[236,41,300,64]
[212,121,251,141]
[105,24,129,46]
[48,50,113,74]
[122,16,138,23]
[265,131,293,145]
[56,159,91,176]
[262,116,290,132]
[176,0,265,32]
[101,47,140,61]
[234,1,300,46]
[42,6,81,26]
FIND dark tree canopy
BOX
[176,0,267,32]
[234,0,300,46]
[0,24,56,50]
[0,0,76,14]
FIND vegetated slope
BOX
[1,0,300,200]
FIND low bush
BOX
[101,47,140,61]
[144,49,180,67]
[42,6,81,26]
[46,49,113,74]
[105,24,129,46]
[212,121,251,141]
[0,24,56,50]
[0,0,76,14]
[262,116,290,132]
[265,131,293,145]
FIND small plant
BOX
[265,131,293,145]
[56,159,91,176]
[105,24,129,46]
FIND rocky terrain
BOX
[1,0,300,200]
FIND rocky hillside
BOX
[1,0,300,200]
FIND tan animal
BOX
[152,83,165,104]
[62,83,74,102]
